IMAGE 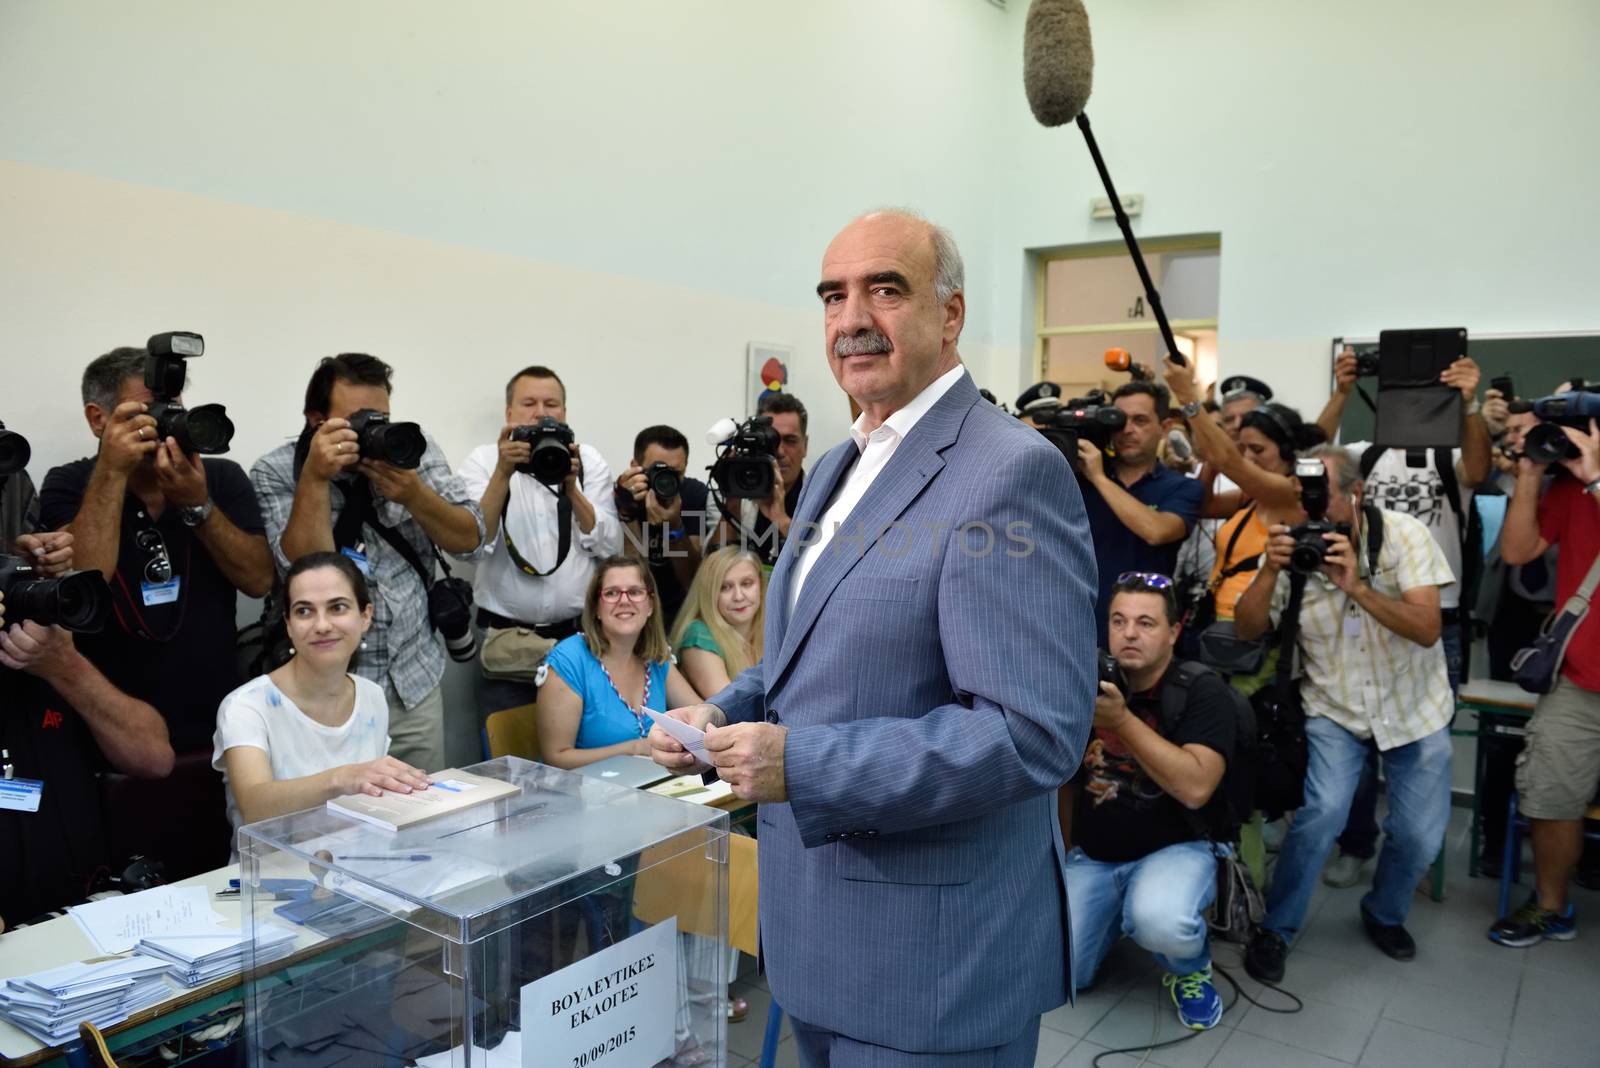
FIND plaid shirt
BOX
[1269,508,1454,750]
[251,434,485,710]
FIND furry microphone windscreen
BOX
[1023,0,1094,127]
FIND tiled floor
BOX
[718,807,1599,1068]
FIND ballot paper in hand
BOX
[641,708,709,764]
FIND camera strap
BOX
[335,475,439,598]
[501,488,573,578]
[1273,571,1309,704]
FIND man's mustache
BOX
[834,331,892,358]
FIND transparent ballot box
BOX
[238,756,730,1067]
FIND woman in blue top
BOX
[536,555,700,769]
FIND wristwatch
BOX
[1180,400,1203,421]
[1587,478,1600,498]
[180,499,215,527]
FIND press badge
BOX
[0,778,44,814]
[340,546,371,576]
[1343,610,1362,638]
[141,577,181,606]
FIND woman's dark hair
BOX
[1241,402,1326,463]
[284,551,372,611]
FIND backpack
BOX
[1156,660,1256,843]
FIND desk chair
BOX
[1497,793,1600,918]
[482,702,541,761]
[76,1022,119,1067]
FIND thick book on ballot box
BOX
[326,768,520,831]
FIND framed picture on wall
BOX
[746,342,792,417]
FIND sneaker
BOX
[1488,895,1577,947]
[1322,851,1367,889]
[1162,968,1223,1031]
[1244,929,1287,983]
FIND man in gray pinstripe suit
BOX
[651,209,1097,1066]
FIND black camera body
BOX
[511,417,576,486]
[1522,389,1600,465]
[619,461,685,520]
[1353,350,1381,378]
[1097,649,1128,697]
[0,554,112,634]
[144,332,235,455]
[428,576,476,663]
[711,415,780,502]
[348,408,427,470]
[0,419,31,478]
[1286,458,1350,576]
[1040,391,1127,467]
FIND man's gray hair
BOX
[81,347,148,410]
[862,208,965,304]
[1307,444,1361,494]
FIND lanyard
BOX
[597,657,653,738]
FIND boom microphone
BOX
[1104,348,1152,382]
[1024,0,1185,366]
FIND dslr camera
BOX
[1521,385,1600,465]
[1286,458,1350,576]
[510,417,576,486]
[617,461,684,520]
[0,419,30,478]
[144,332,236,455]
[0,555,112,634]
[1039,390,1127,469]
[710,415,780,502]
[347,409,427,470]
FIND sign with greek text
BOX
[520,916,677,1068]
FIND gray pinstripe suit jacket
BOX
[709,371,1097,1052]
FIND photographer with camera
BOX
[457,366,620,717]
[1062,573,1238,1032]
[614,425,708,625]
[253,353,485,773]
[1485,413,1600,948]
[714,393,808,565]
[1232,447,1455,982]
[1,535,174,926]
[1075,380,1204,643]
[38,343,273,756]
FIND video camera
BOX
[0,555,112,634]
[1521,386,1600,465]
[0,420,30,478]
[510,416,575,486]
[1038,390,1126,468]
[709,415,780,502]
[144,332,235,455]
[1286,458,1349,576]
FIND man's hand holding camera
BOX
[1259,523,1360,589]
[100,402,161,475]
[359,457,426,508]
[493,423,533,481]
[1076,440,1108,484]
[1557,419,1600,487]
[304,418,362,483]
[0,598,76,681]
[617,463,683,527]
[13,532,74,578]
[1092,680,1132,732]
[153,437,210,509]
[756,460,790,535]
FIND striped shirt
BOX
[1270,508,1454,749]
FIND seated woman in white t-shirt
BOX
[212,552,431,833]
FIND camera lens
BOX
[180,404,236,455]
[648,465,682,502]
[9,572,111,633]
[1289,538,1325,576]
[1522,423,1579,465]
[366,421,427,469]
[0,427,31,477]
[529,440,571,485]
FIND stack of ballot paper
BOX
[137,923,299,988]
[0,956,173,1044]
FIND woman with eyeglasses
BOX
[534,555,700,770]
[212,552,430,838]
[671,547,767,700]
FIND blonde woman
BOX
[670,548,766,699]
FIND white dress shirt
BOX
[458,441,623,624]
[788,364,966,618]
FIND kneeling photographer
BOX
[614,425,707,625]
[1485,396,1600,949]
[1062,572,1240,1032]
[1,535,173,926]
[457,366,621,718]
[1056,380,1202,644]
[1233,447,1455,984]
[252,353,486,774]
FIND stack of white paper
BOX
[137,924,298,988]
[0,957,173,1044]
[67,886,227,955]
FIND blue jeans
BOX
[1337,621,1461,859]
[1265,718,1453,941]
[1065,840,1217,983]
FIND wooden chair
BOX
[482,702,540,761]
[77,1021,120,1067]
